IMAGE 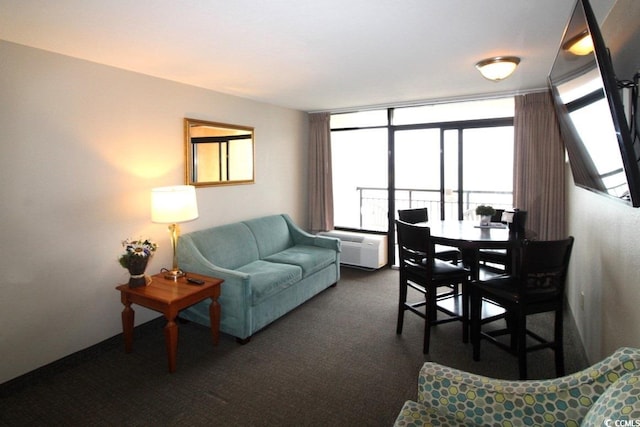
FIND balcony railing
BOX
[355,186,513,230]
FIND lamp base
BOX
[161,267,186,281]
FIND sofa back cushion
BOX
[243,215,293,258]
[183,222,259,269]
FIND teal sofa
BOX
[176,214,341,342]
[394,347,640,426]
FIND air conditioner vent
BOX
[317,230,387,270]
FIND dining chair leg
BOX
[470,287,481,361]
[423,323,431,354]
[462,281,469,344]
[396,279,407,335]
[429,286,438,322]
[507,311,518,351]
[517,311,528,380]
[554,307,565,377]
[423,289,434,354]
[451,254,460,295]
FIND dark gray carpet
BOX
[0,267,588,426]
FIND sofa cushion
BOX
[263,245,337,277]
[183,222,259,269]
[581,371,640,427]
[237,260,302,305]
[243,215,294,258]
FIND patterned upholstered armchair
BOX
[394,347,640,426]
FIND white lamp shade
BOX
[151,185,199,224]
[476,57,520,81]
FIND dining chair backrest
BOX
[509,210,528,234]
[516,237,574,300]
[398,208,428,224]
[396,220,435,274]
[491,209,505,223]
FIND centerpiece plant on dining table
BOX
[475,205,496,226]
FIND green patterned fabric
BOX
[581,370,640,427]
[394,400,474,427]
[394,347,640,427]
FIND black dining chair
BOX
[395,220,470,354]
[470,236,575,379]
[478,209,509,272]
[398,208,462,298]
[398,208,460,264]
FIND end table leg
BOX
[164,318,178,373]
[122,303,134,353]
[210,297,220,345]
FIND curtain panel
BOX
[513,91,566,240]
[308,112,334,233]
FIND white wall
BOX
[566,175,640,362]
[0,41,309,384]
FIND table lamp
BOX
[151,185,199,280]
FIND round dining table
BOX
[419,220,522,279]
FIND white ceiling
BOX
[0,0,615,112]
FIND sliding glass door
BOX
[393,125,513,223]
[330,98,515,265]
[460,126,514,213]
[394,128,443,218]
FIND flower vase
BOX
[480,215,492,226]
[127,256,149,288]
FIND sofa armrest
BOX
[177,237,251,299]
[282,214,341,251]
[418,348,640,426]
[311,235,341,251]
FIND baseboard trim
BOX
[0,317,165,397]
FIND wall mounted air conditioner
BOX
[318,230,387,270]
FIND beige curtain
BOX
[513,91,566,240]
[308,112,334,233]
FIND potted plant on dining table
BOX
[475,205,496,226]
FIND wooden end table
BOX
[116,272,223,373]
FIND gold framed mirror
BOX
[184,118,255,187]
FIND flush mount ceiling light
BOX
[562,30,594,56]
[475,56,521,81]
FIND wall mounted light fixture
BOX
[562,30,593,56]
[475,56,521,81]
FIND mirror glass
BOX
[184,118,255,187]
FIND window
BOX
[331,128,388,230]
[392,98,515,125]
[331,98,515,235]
